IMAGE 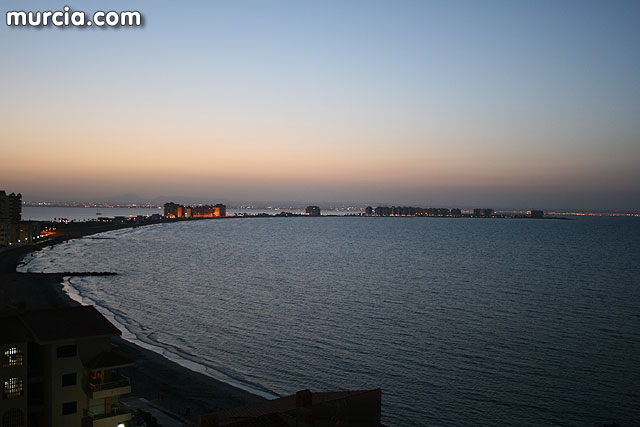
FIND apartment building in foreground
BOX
[1,306,133,427]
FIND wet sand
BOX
[0,222,264,424]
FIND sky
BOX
[1,1,639,210]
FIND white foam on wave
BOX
[91,291,277,399]
[62,277,86,305]
[16,250,38,273]
[19,233,280,399]
[47,237,278,401]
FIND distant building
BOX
[530,210,544,218]
[112,216,127,224]
[473,208,494,217]
[0,222,9,247]
[305,206,321,216]
[365,206,373,216]
[215,204,227,218]
[0,191,41,247]
[0,306,133,427]
[192,204,226,218]
[198,388,382,426]
[0,191,22,223]
[164,202,226,219]
[0,191,8,223]
[374,206,391,217]
[164,202,181,219]
[8,221,41,246]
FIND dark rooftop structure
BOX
[0,305,133,426]
[305,206,321,216]
[85,349,135,370]
[18,305,121,343]
[0,315,29,345]
[199,389,383,426]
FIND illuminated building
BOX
[163,202,182,219]
[0,306,133,427]
[370,205,464,217]
[164,202,226,219]
[0,191,42,247]
[8,222,41,246]
[305,206,321,216]
[374,206,391,216]
[191,204,226,218]
[473,208,494,217]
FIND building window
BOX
[62,373,76,387]
[3,378,23,398]
[2,408,24,427]
[62,401,77,416]
[2,348,23,367]
[56,345,76,358]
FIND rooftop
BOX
[19,305,121,343]
[204,389,383,427]
[0,315,30,345]
[86,349,135,370]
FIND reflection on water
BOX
[19,216,640,426]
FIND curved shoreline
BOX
[0,220,265,422]
[60,274,277,400]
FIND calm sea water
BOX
[19,217,640,426]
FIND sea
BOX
[17,214,640,426]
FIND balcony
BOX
[88,375,131,399]
[28,366,43,384]
[84,405,131,427]
[27,385,44,412]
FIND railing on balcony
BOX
[84,405,131,420]
[88,375,130,392]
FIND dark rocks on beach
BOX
[59,271,118,276]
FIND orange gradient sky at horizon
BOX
[1,1,639,210]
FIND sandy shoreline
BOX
[0,221,264,424]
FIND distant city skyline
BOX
[17,196,639,214]
[1,1,639,211]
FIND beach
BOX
[0,221,264,424]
